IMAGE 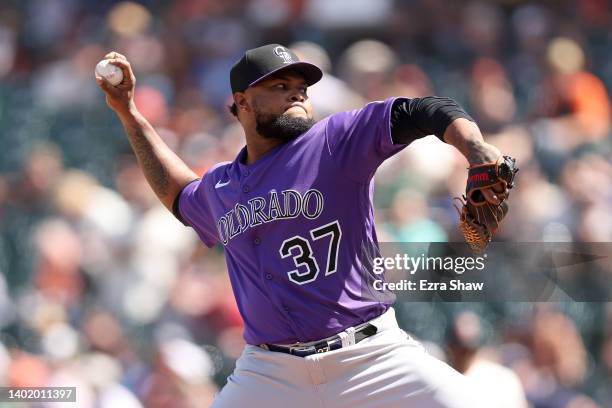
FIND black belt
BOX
[260,323,378,357]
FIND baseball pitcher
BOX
[96,44,517,407]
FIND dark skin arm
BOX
[443,118,503,204]
[95,52,198,212]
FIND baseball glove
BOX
[454,156,518,254]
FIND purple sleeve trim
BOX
[172,178,201,226]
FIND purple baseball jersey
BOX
[177,97,407,345]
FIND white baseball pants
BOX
[210,308,486,408]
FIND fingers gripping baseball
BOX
[95,51,136,113]
[104,51,127,60]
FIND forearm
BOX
[117,106,199,210]
[95,52,198,211]
[442,118,500,165]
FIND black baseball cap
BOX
[230,44,323,93]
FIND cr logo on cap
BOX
[274,46,293,64]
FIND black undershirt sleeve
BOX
[390,96,475,145]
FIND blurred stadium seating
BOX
[0,1,610,406]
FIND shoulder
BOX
[321,97,400,141]
[205,161,232,178]
[195,161,233,190]
[326,97,400,126]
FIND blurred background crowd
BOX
[0,0,610,406]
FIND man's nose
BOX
[289,90,305,102]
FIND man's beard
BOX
[255,112,316,141]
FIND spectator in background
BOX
[290,41,364,119]
[516,308,601,408]
[542,37,610,142]
[446,311,528,408]
[380,189,448,242]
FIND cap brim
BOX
[248,62,323,89]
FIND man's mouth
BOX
[285,105,307,114]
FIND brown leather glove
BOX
[454,156,518,254]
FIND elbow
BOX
[417,96,475,139]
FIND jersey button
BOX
[253,237,261,245]
[243,170,250,177]
[265,273,273,280]
[242,185,250,193]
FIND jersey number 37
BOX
[279,220,342,285]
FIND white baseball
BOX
[95,59,124,86]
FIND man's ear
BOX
[234,93,250,112]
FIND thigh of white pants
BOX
[313,327,488,408]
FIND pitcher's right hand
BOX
[95,51,136,115]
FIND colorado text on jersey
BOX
[216,189,324,244]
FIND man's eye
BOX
[275,83,287,89]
